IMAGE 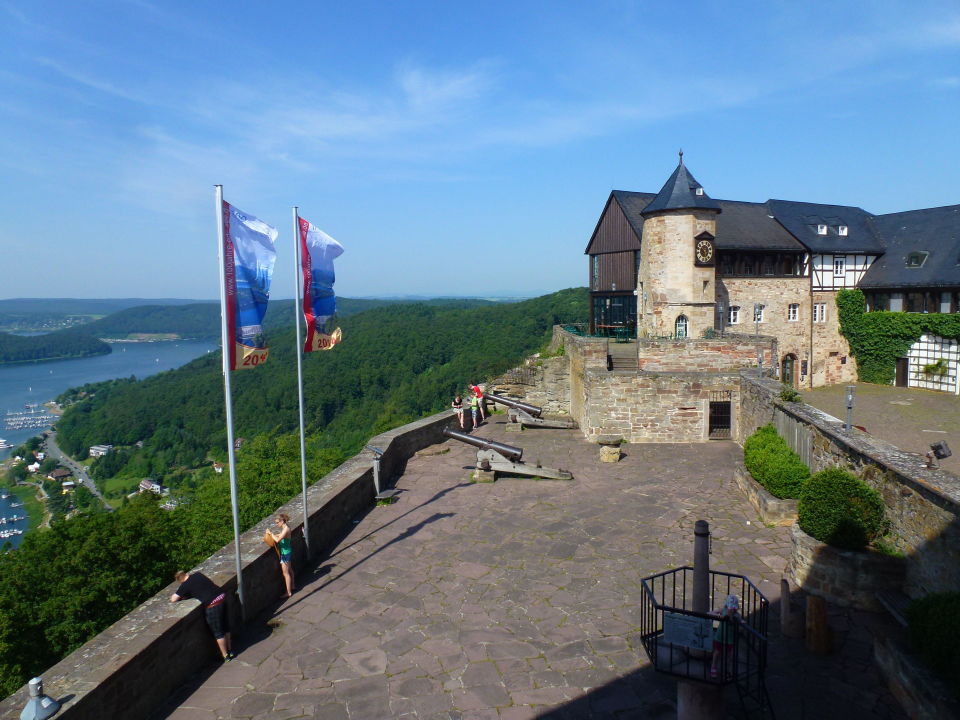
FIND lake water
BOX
[0,340,218,546]
[0,490,28,550]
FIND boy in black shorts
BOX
[169,570,235,661]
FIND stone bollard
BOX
[805,595,833,655]
[597,435,622,463]
[780,577,804,639]
[600,445,621,463]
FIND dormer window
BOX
[906,252,928,268]
[817,224,827,235]
[838,225,848,236]
[695,187,704,196]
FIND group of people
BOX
[451,382,486,430]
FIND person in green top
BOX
[268,513,296,598]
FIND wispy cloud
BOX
[35,57,150,104]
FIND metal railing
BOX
[639,567,774,718]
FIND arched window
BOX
[675,315,688,338]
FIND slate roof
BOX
[612,191,656,239]
[860,205,960,289]
[767,200,885,254]
[714,200,805,251]
[641,161,721,215]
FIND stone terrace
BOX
[154,421,904,720]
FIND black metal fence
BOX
[639,567,774,717]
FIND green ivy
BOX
[836,289,960,385]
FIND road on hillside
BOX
[43,431,114,511]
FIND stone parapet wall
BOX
[0,412,458,720]
[637,336,775,372]
[739,375,960,598]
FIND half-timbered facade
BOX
[585,159,960,389]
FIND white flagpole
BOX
[292,207,312,558]
[215,185,246,616]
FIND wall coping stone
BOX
[0,411,458,720]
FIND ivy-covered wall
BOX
[837,289,960,384]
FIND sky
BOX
[1,1,958,300]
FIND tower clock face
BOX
[695,239,714,265]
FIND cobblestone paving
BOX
[155,421,906,719]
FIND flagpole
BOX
[215,184,247,617]
[292,207,312,559]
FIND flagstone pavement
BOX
[153,420,906,720]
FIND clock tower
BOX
[636,154,720,338]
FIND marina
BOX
[4,406,57,431]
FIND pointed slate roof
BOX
[641,157,721,216]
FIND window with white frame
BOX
[728,306,740,324]
[753,304,765,323]
[675,315,688,338]
[788,303,799,321]
[833,257,845,276]
[817,224,827,235]
[813,303,827,323]
[838,225,848,236]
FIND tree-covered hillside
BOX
[56,289,587,481]
[0,329,111,364]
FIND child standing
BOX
[710,594,740,679]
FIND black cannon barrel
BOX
[486,393,543,418]
[442,427,523,462]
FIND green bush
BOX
[798,467,887,550]
[907,592,960,699]
[743,425,810,499]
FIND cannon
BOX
[442,427,573,481]
[486,393,577,429]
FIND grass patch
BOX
[102,475,140,499]
[11,484,43,532]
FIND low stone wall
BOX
[637,335,776,372]
[733,462,798,526]
[739,375,960,599]
[0,412,458,720]
[786,524,906,611]
[874,632,960,720]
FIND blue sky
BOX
[1,1,958,300]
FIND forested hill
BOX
[0,328,110,364]
[55,289,588,478]
[0,297,506,362]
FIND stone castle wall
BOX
[578,369,743,443]
[738,375,960,598]
[637,335,775,372]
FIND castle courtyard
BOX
[154,421,906,720]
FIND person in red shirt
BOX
[469,383,486,421]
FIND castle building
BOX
[585,155,960,388]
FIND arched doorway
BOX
[782,354,797,386]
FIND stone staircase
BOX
[608,341,638,371]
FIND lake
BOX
[0,339,219,547]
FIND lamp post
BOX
[844,385,855,431]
